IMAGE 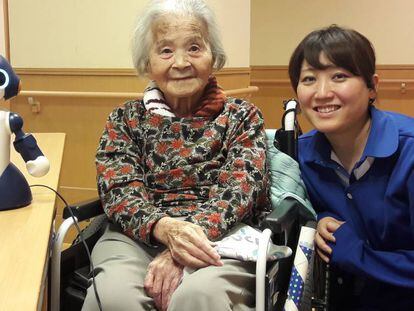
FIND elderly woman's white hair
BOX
[131,0,227,76]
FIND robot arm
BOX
[1,55,50,177]
[10,113,50,177]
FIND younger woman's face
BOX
[297,52,377,137]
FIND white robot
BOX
[0,55,50,210]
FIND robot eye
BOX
[0,69,10,89]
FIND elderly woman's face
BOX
[147,15,213,103]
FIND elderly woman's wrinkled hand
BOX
[153,217,223,268]
[144,249,183,311]
[315,216,345,263]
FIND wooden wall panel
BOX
[251,65,414,133]
[10,67,250,242]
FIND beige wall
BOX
[8,0,250,68]
[0,0,5,56]
[251,0,414,66]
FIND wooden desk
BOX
[0,133,65,311]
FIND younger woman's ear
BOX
[370,74,379,93]
[368,74,379,101]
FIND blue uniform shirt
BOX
[299,106,414,309]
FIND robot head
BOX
[0,55,20,101]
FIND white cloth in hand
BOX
[214,224,292,262]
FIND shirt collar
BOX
[301,130,331,163]
[363,105,399,158]
[302,105,399,163]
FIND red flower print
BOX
[105,146,115,152]
[172,139,184,149]
[234,158,245,168]
[97,164,106,174]
[156,142,168,154]
[104,169,116,180]
[139,225,147,240]
[236,205,246,218]
[171,123,181,133]
[232,171,246,180]
[208,227,220,239]
[130,181,144,187]
[108,130,117,141]
[128,205,138,215]
[241,181,251,193]
[217,116,228,126]
[120,165,132,174]
[218,171,230,183]
[128,119,138,128]
[170,168,183,178]
[179,148,192,157]
[217,200,229,209]
[166,193,178,201]
[113,200,128,214]
[253,157,264,170]
[208,213,221,224]
[242,139,254,148]
[204,129,214,137]
[149,114,162,127]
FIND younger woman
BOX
[289,25,414,310]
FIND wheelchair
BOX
[51,99,319,311]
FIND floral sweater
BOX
[96,97,269,247]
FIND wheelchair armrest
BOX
[264,197,299,233]
[63,198,104,221]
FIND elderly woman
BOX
[82,1,267,310]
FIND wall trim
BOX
[251,79,291,86]
[15,67,251,76]
[251,65,414,92]
[251,65,414,70]
[376,64,414,70]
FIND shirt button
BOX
[337,277,344,285]
[346,193,353,199]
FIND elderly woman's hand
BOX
[315,216,345,263]
[144,249,183,311]
[153,217,223,268]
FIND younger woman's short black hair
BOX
[288,25,376,92]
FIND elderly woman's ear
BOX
[145,62,151,77]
